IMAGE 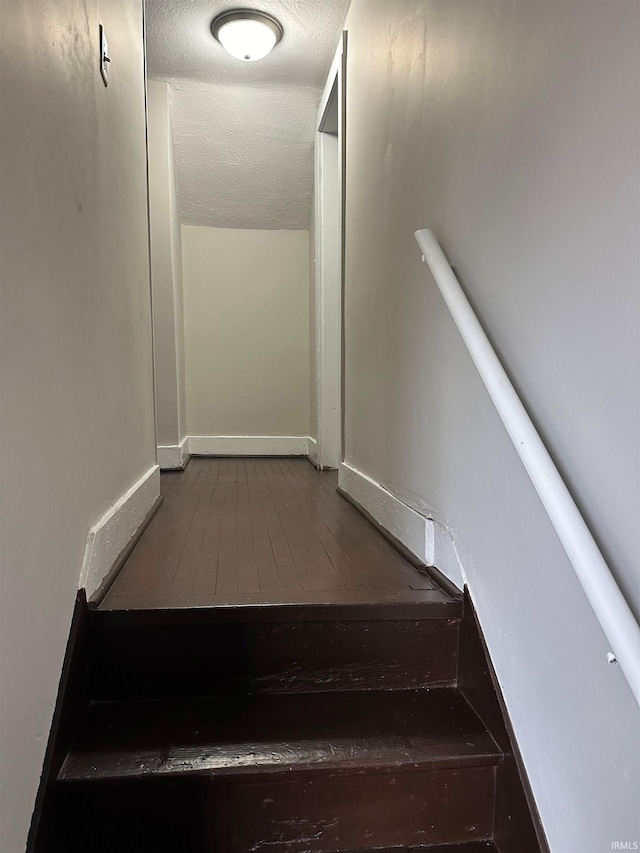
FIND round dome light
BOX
[211,10,283,62]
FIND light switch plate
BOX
[99,24,110,87]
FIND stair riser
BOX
[89,618,459,699]
[208,766,496,851]
[52,766,495,852]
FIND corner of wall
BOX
[431,520,466,591]
[157,436,189,470]
[308,436,320,467]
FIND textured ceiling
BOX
[145,0,351,229]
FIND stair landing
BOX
[101,457,455,612]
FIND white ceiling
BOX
[145,0,351,230]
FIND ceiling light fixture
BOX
[211,9,283,62]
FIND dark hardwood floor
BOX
[102,457,449,610]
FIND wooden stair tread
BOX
[60,688,501,782]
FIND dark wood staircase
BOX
[33,592,545,852]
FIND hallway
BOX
[3,1,639,850]
[102,458,449,610]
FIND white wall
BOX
[183,226,310,439]
[342,2,639,852]
[0,1,156,850]
[147,79,186,458]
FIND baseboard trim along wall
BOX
[338,461,465,590]
[188,435,312,457]
[79,465,161,599]
[156,435,322,469]
[157,436,189,470]
[338,461,435,566]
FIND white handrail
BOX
[415,228,640,705]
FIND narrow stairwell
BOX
[32,459,545,852]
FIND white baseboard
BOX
[157,436,189,470]
[79,465,160,598]
[307,436,319,467]
[338,461,434,564]
[189,435,311,456]
[158,434,319,465]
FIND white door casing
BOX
[314,32,346,469]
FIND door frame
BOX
[313,31,347,470]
